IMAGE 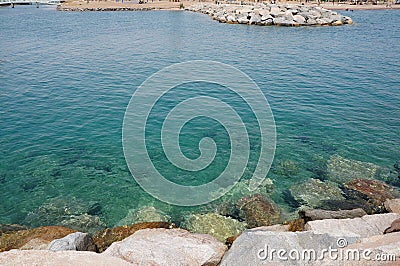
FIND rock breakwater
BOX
[186,3,353,27]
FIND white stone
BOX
[47,232,96,252]
[0,250,131,266]
[305,213,400,238]
[220,230,359,265]
[104,228,227,265]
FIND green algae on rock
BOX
[326,155,391,184]
[182,213,247,242]
[117,206,171,226]
[289,178,345,209]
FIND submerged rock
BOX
[103,228,227,266]
[345,178,400,207]
[23,197,104,233]
[0,226,76,252]
[117,206,171,226]
[213,178,274,218]
[47,232,96,252]
[272,160,300,176]
[60,214,106,235]
[93,221,175,252]
[326,155,389,184]
[236,194,280,228]
[0,224,27,236]
[289,178,345,209]
[182,213,247,242]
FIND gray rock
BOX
[187,3,351,28]
[285,10,295,21]
[47,232,96,252]
[289,178,345,209]
[220,229,359,265]
[305,213,400,238]
[104,228,227,265]
[261,18,273,26]
[258,9,270,17]
[343,16,353,24]
[237,16,249,24]
[227,15,236,23]
[316,18,332,26]
[261,14,273,21]
[249,14,262,25]
[306,18,317,26]
[273,17,295,26]
[293,14,306,24]
[300,208,367,221]
[269,6,281,16]
[385,198,400,214]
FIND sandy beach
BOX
[59,0,194,10]
[59,0,400,11]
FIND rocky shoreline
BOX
[186,3,353,27]
[1,155,399,264]
[1,207,400,265]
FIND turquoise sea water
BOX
[0,6,399,227]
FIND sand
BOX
[59,0,400,11]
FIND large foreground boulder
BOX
[103,228,227,265]
[93,221,175,252]
[0,250,131,266]
[220,229,359,265]
[344,232,400,263]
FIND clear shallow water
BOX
[0,6,399,226]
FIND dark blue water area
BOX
[0,6,399,226]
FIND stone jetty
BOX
[186,3,353,27]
